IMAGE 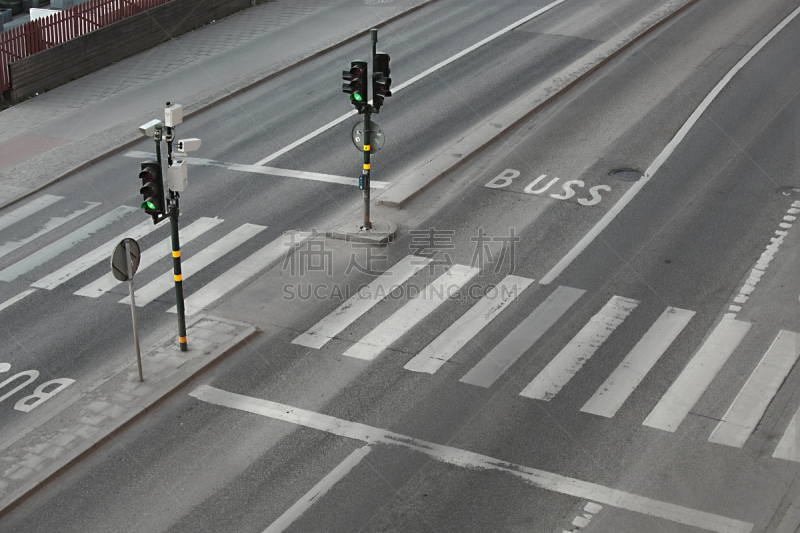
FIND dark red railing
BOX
[0,0,172,92]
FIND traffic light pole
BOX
[362,106,371,230]
[360,28,378,231]
[164,119,188,353]
[152,121,188,353]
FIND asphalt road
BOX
[1,0,800,531]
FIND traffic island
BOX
[326,219,397,245]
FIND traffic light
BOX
[342,60,368,109]
[139,160,165,222]
[372,53,391,111]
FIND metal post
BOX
[362,106,372,230]
[371,28,377,64]
[162,102,187,352]
[360,30,377,231]
[170,195,188,352]
[125,239,144,382]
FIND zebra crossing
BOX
[0,194,307,316]
[293,255,800,459]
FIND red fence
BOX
[0,0,172,93]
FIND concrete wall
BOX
[8,0,251,102]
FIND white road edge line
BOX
[252,0,570,167]
[123,151,391,189]
[190,385,753,533]
[538,2,800,285]
[262,445,372,533]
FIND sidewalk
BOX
[0,0,435,210]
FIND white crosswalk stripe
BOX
[581,307,695,418]
[643,318,751,432]
[404,275,534,374]
[0,202,100,260]
[709,330,800,448]
[774,411,800,462]
[293,255,432,349]
[460,285,585,388]
[32,218,164,290]
[120,223,266,307]
[174,231,312,316]
[520,295,639,401]
[0,205,137,282]
[345,265,480,361]
[0,195,63,233]
[0,289,37,312]
[75,217,223,298]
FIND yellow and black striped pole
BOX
[163,117,188,353]
[362,106,372,230]
[169,196,188,352]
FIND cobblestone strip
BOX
[0,0,436,210]
[0,314,257,519]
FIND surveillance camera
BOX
[176,138,201,153]
[165,104,183,128]
[139,119,163,138]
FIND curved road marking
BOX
[539,3,800,285]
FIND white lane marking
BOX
[124,151,390,189]
[643,318,751,432]
[75,217,223,298]
[520,296,639,401]
[709,330,800,448]
[252,0,570,167]
[344,265,480,361]
[774,410,800,462]
[292,255,431,349]
[120,223,266,307]
[191,385,754,533]
[0,289,36,312]
[32,218,162,290]
[581,307,695,418]
[404,275,534,374]
[0,205,137,282]
[538,4,800,285]
[175,231,312,316]
[262,445,371,533]
[460,286,585,388]
[0,195,63,233]
[0,202,100,260]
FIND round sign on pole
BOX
[351,121,385,153]
[111,238,140,281]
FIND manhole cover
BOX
[778,187,800,198]
[609,168,644,182]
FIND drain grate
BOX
[609,168,644,182]
[778,187,800,198]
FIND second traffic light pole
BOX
[361,29,380,231]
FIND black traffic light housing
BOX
[372,53,391,111]
[342,60,368,110]
[139,160,165,223]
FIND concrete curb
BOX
[0,314,258,520]
[0,0,440,211]
[376,0,702,208]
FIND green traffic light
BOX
[142,200,156,210]
[352,93,362,102]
